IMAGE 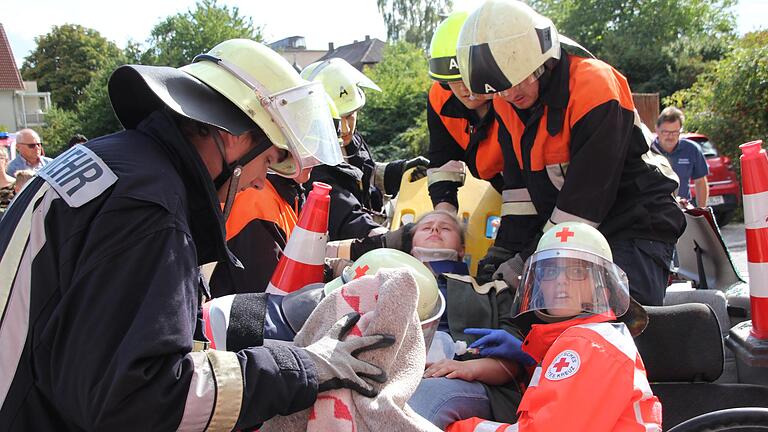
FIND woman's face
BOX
[538,257,596,317]
[411,213,464,256]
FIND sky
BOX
[4,0,768,67]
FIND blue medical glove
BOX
[465,328,535,366]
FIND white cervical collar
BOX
[411,247,459,263]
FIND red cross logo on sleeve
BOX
[552,357,570,372]
[545,350,581,381]
[555,227,575,242]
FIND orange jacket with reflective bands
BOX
[446,315,662,432]
[427,82,503,209]
[493,54,683,257]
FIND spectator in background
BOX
[653,107,709,207]
[68,134,88,148]
[0,150,15,212]
[6,128,53,176]
[13,169,36,193]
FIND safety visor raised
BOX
[264,81,343,176]
[192,54,342,178]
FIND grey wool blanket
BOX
[262,268,441,432]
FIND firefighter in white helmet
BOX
[0,39,394,430]
[442,222,661,431]
[458,0,684,306]
[301,58,429,242]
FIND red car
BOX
[683,133,741,226]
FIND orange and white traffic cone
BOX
[740,140,768,339]
[266,182,331,295]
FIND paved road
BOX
[720,222,748,281]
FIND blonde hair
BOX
[412,209,466,246]
[14,169,36,191]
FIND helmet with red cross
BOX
[512,222,631,321]
[324,248,440,321]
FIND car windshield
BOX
[688,138,719,158]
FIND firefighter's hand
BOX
[382,222,415,252]
[476,246,515,284]
[409,165,428,182]
[405,156,430,171]
[492,253,525,291]
[465,328,535,366]
[304,313,395,398]
[406,157,429,181]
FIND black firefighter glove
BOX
[405,156,430,182]
[382,222,415,252]
[303,312,395,397]
[477,246,516,284]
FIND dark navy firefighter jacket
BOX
[0,110,319,431]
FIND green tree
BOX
[529,0,736,97]
[20,24,122,111]
[38,106,79,157]
[358,42,432,161]
[141,0,263,67]
[666,31,768,165]
[75,57,126,140]
[377,0,453,49]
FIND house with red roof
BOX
[0,23,51,132]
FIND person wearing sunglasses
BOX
[0,39,394,431]
[458,0,684,307]
[5,128,52,176]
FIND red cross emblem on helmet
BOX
[555,227,575,242]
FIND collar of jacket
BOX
[268,173,305,211]
[136,109,241,268]
[537,51,573,137]
[522,311,616,362]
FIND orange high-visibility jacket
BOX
[447,316,662,432]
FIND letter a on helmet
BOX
[429,11,470,82]
[457,0,562,94]
[301,58,381,116]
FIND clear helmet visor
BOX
[512,249,630,319]
[266,81,343,177]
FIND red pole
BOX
[740,140,768,339]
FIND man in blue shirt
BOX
[653,107,709,206]
[6,128,53,176]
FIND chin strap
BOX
[210,128,272,220]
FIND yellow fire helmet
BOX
[301,58,381,116]
[429,11,470,82]
[457,0,561,95]
[324,248,439,321]
[512,222,631,321]
[182,39,343,178]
